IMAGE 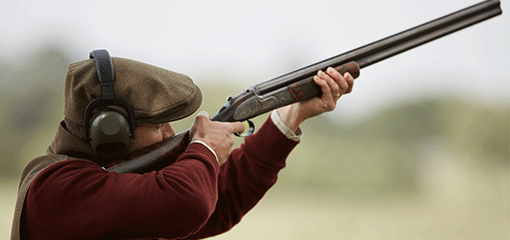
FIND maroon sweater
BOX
[24,118,298,239]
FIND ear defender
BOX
[84,49,136,160]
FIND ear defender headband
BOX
[84,49,136,159]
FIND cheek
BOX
[131,129,163,150]
[146,131,164,144]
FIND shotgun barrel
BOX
[107,0,502,174]
[252,0,502,95]
[210,0,502,124]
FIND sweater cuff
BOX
[190,140,219,163]
[270,110,302,142]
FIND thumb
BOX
[196,111,210,119]
[190,111,210,141]
[193,111,211,125]
[228,122,246,135]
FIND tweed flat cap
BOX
[64,57,202,134]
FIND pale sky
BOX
[1,0,508,123]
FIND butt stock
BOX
[106,130,190,174]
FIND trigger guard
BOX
[234,120,255,137]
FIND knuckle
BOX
[195,116,208,125]
[340,81,348,91]
[327,67,340,77]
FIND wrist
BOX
[276,105,304,133]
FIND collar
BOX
[47,120,100,163]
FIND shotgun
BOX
[106,0,502,174]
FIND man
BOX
[11,51,354,239]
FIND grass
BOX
[1,179,18,239]
[2,156,507,240]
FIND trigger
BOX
[234,120,255,137]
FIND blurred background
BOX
[1,0,508,239]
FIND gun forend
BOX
[221,62,361,122]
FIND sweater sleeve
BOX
[25,143,220,240]
[187,116,300,239]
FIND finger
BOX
[318,70,341,97]
[316,70,338,102]
[326,67,348,96]
[227,121,246,135]
[343,72,354,94]
[327,67,349,94]
[313,75,334,102]
[326,67,342,80]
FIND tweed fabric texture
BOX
[65,57,202,140]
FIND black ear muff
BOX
[88,108,131,159]
[84,49,135,160]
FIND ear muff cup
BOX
[89,109,132,159]
[85,49,136,161]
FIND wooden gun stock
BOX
[106,130,190,174]
[287,62,360,103]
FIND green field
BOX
[1,48,508,239]
[3,161,508,240]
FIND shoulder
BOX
[22,157,103,199]
[23,156,103,198]
[13,155,95,239]
[19,154,70,185]
[30,158,103,187]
